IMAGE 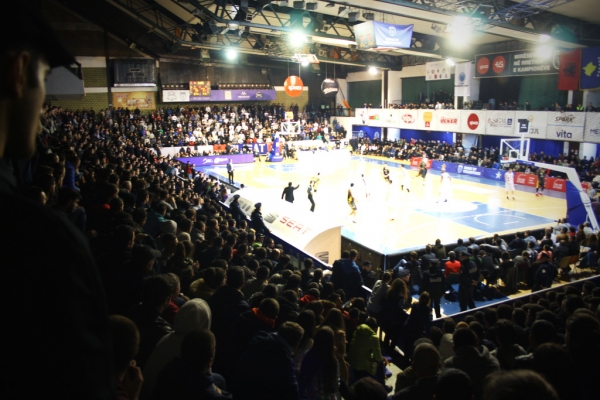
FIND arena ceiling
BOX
[56,0,600,71]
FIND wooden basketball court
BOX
[201,153,565,255]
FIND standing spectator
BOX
[282,181,300,203]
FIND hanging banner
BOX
[485,111,516,137]
[580,46,600,90]
[112,92,155,109]
[459,110,486,134]
[284,76,304,97]
[558,49,581,91]
[355,21,413,50]
[584,113,600,144]
[398,110,418,129]
[546,112,585,142]
[475,50,559,78]
[321,79,339,98]
[426,61,453,81]
[454,62,473,97]
[514,111,548,139]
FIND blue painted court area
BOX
[267,164,300,172]
[415,201,555,234]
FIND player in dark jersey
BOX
[382,163,391,183]
[536,168,545,197]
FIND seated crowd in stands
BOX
[15,103,600,400]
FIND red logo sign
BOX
[467,113,479,130]
[284,76,304,97]
[477,57,490,75]
[492,55,506,74]
[401,114,415,124]
[279,216,312,234]
[440,117,458,124]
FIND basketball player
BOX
[505,167,516,200]
[348,183,358,222]
[399,164,410,193]
[386,178,395,220]
[536,168,545,197]
[311,172,321,192]
[438,169,452,203]
[307,181,315,212]
[382,163,391,183]
[361,174,370,198]
[418,154,428,185]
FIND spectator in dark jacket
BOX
[208,266,250,379]
[232,322,304,400]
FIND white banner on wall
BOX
[433,109,461,132]
[426,61,454,81]
[485,111,516,137]
[584,113,600,144]
[454,62,473,97]
[459,110,486,134]
[162,89,190,102]
[514,111,548,139]
[546,112,585,142]
[397,110,419,129]
[378,109,401,128]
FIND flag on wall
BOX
[558,49,580,91]
[581,46,600,90]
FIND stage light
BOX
[301,60,309,66]
[536,44,553,59]
[446,58,456,66]
[539,34,551,43]
[226,48,237,60]
[289,31,307,46]
[368,66,377,75]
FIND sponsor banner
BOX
[433,109,461,132]
[417,109,437,130]
[584,113,600,143]
[431,161,507,182]
[398,110,418,129]
[355,21,413,50]
[514,111,548,138]
[378,109,400,128]
[580,46,600,90]
[321,79,339,98]
[410,157,432,168]
[426,61,453,81]
[546,112,585,142]
[352,125,382,141]
[460,110,486,134]
[558,49,581,91]
[175,153,254,166]
[515,172,537,188]
[112,92,155,109]
[454,62,473,97]
[475,50,559,78]
[546,177,567,193]
[485,111,516,137]
[162,89,191,102]
[284,76,304,97]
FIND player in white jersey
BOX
[399,164,410,193]
[505,167,516,200]
[361,174,370,198]
[438,167,452,202]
